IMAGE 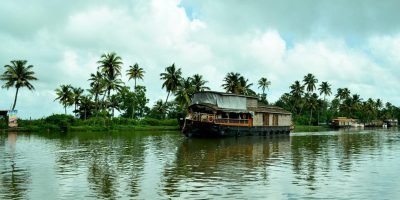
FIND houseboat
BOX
[181,91,292,137]
[331,117,364,128]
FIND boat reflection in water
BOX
[162,136,291,197]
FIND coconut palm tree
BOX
[306,93,319,125]
[317,81,331,123]
[318,81,332,101]
[0,60,38,110]
[222,72,254,95]
[303,73,318,94]
[335,88,351,101]
[376,98,383,111]
[126,63,145,90]
[191,74,210,92]
[238,76,255,96]
[222,72,241,94]
[160,63,182,104]
[258,77,271,96]
[290,81,304,112]
[290,81,304,98]
[97,52,123,99]
[55,84,74,114]
[175,77,194,110]
[72,87,84,115]
[88,71,106,111]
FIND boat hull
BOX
[182,120,291,137]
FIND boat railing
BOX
[214,118,249,125]
[190,112,251,126]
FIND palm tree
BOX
[317,81,331,124]
[222,72,241,94]
[0,60,38,110]
[335,88,351,101]
[290,81,304,98]
[72,87,84,115]
[289,80,305,114]
[222,72,254,95]
[88,71,106,111]
[160,63,182,104]
[258,77,271,96]
[191,74,210,92]
[376,98,383,111]
[175,77,194,110]
[303,73,318,94]
[318,81,332,101]
[350,94,362,118]
[55,84,73,114]
[126,63,145,90]
[238,76,255,95]
[97,52,123,99]
[306,93,319,125]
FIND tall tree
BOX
[191,74,210,92]
[72,87,84,116]
[126,63,145,90]
[0,60,38,110]
[88,71,106,111]
[238,76,255,96]
[335,88,351,101]
[175,77,194,110]
[306,93,319,125]
[55,85,73,114]
[303,73,318,94]
[318,81,332,101]
[222,72,254,95]
[222,72,241,94]
[160,63,182,104]
[258,77,271,96]
[97,52,123,99]
[289,80,305,114]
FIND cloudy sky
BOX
[1,0,400,119]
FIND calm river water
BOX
[1,129,400,199]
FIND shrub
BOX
[45,114,76,131]
[139,118,161,126]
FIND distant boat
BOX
[182,91,292,137]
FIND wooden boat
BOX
[182,91,292,137]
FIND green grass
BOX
[69,125,179,132]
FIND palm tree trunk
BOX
[309,109,313,125]
[165,91,170,104]
[131,104,134,119]
[64,105,67,115]
[134,78,137,91]
[11,87,20,110]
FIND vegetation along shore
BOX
[1,52,399,132]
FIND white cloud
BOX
[1,0,400,118]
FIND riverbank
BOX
[1,125,180,133]
[293,125,331,132]
[0,114,180,133]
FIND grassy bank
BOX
[6,114,180,133]
[293,125,331,132]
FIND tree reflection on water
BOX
[290,131,383,191]
[0,132,31,200]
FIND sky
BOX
[1,0,400,119]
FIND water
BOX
[1,129,400,199]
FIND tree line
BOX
[1,54,399,126]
